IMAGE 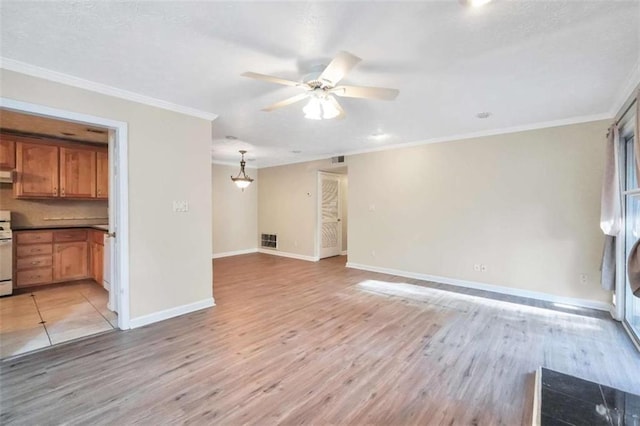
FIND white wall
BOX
[1,69,214,319]
[212,163,258,256]
[348,120,610,303]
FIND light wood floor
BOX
[1,254,638,425]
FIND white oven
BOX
[0,211,12,296]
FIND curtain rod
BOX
[615,96,637,126]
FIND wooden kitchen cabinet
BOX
[14,230,55,288]
[14,142,59,198]
[91,241,104,284]
[0,136,16,170]
[59,147,96,198]
[8,134,108,200]
[14,229,107,288]
[89,229,106,284]
[53,241,89,281]
[96,150,108,199]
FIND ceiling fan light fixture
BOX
[230,150,254,191]
[303,97,323,120]
[303,95,340,120]
[461,0,493,7]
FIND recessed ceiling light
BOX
[476,112,492,119]
[460,0,493,7]
[291,150,302,154]
[225,135,238,140]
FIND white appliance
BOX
[0,210,13,296]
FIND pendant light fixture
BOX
[230,150,253,191]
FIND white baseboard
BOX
[258,248,319,262]
[341,250,348,256]
[346,262,611,312]
[212,248,258,259]
[129,297,215,329]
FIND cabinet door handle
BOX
[61,188,65,196]
[31,261,38,265]
[53,187,58,195]
[97,189,101,195]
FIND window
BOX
[623,134,640,344]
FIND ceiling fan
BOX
[241,51,399,120]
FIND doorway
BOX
[0,98,130,355]
[317,169,348,259]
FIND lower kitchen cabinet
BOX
[53,241,88,281]
[14,228,105,288]
[91,241,104,284]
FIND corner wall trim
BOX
[212,248,258,259]
[129,297,215,329]
[258,248,319,262]
[346,262,612,312]
[1,57,218,121]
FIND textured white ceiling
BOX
[1,1,638,167]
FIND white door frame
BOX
[0,97,131,330]
[316,171,343,259]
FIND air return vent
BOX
[331,156,345,164]
[261,233,277,249]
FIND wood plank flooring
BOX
[1,253,638,425]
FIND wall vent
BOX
[331,156,345,164]
[261,233,277,249]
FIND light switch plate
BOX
[173,200,189,212]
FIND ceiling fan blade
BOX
[319,51,362,86]
[330,85,399,101]
[242,71,302,87]
[326,96,346,120]
[261,93,309,112]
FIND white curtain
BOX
[600,125,622,291]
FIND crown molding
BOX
[0,57,219,121]
[253,112,613,169]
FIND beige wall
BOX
[0,185,108,227]
[348,120,610,303]
[1,69,214,319]
[258,159,334,257]
[257,121,610,303]
[212,163,258,255]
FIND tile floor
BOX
[0,280,117,359]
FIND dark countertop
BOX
[12,224,109,232]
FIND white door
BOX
[319,173,342,259]
[107,129,118,314]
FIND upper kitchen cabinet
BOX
[60,147,96,198]
[14,142,59,198]
[96,149,108,199]
[9,134,108,200]
[0,135,16,170]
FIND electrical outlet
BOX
[480,264,487,272]
[371,250,376,257]
[474,264,481,271]
[172,200,189,212]
[579,273,588,284]
[369,204,376,212]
